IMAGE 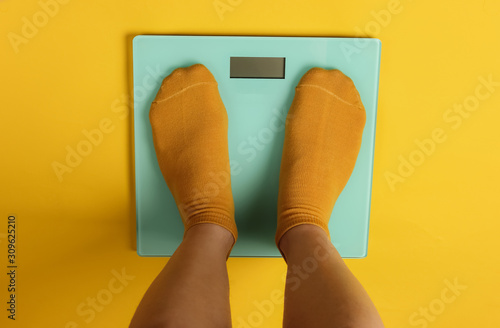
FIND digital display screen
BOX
[230,57,285,79]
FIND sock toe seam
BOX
[296,84,363,110]
[153,81,218,104]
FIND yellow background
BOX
[1,0,500,327]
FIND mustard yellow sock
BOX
[149,64,237,253]
[276,67,366,254]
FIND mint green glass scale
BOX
[133,35,381,258]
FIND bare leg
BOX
[280,224,384,328]
[129,223,234,328]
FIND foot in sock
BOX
[149,63,237,253]
[276,67,366,255]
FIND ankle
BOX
[279,224,332,259]
[184,223,235,254]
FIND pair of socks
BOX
[149,64,366,257]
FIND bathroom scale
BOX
[133,35,381,258]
